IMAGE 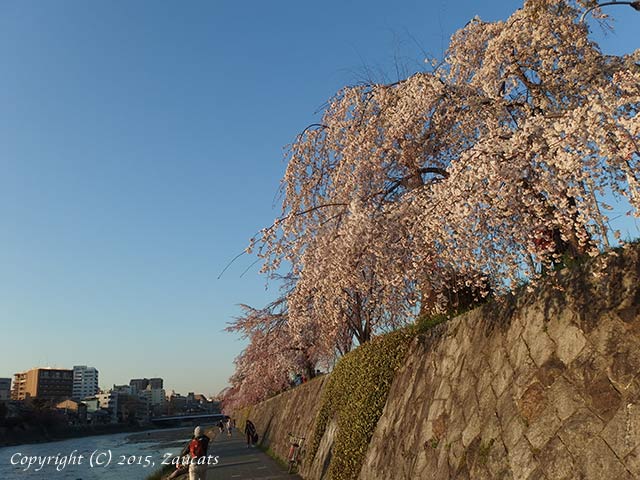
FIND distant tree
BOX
[224,287,331,410]
[122,397,140,426]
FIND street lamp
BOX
[580,1,640,22]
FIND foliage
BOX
[414,312,450,334]
[308,328,415,480]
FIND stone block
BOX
[601,402,640,459]
[550,323,587,366]
[496,392,520,441]
[547,376,585,421]
[580,438,633,480]
[505,312,526,351]
[427,399,446,425]
[434,378,452,401]
[447,439,466,472]
[462,411,482,448]
[492,361,515,399]
[437,437,451,472]
[507,436,538,480]
[521,310,556,367]
[476,361,494,395]
[624,445,640,478]
[513,364,540,401]
[536,354,566,388]
[525,403,562,450]
[540,437,580,480]
[526,467,548,480]
[502,410,527,452]
[480,410,502,442]
[456,327,473,358]
[609,343,640,395]
[446,408,466,446]
[486,439,512,479]
[509,335,534,371]
[518,382,547,425]
[478,382,498,418]
[557,408,605,458]
[587,312,640,393]
[488,334,508,374]
[566,348,621,422]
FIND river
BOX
[0,426,200,479]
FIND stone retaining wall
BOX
[238,374,328,476]
[242,245,640,479]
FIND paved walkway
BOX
[202,431,301,480]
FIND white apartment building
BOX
[72,366,99,400]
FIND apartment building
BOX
[11,368,73,401]
[72,366,99,400]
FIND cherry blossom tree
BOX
[253,0,638,314]
[228,0,639,405]
[223,289,331,409]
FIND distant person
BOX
[188,425,210,480]
[225,417,233,438]
[218,419,224,433]
[245,419,258,448]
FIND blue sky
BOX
[0,1,638,397]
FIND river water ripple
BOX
[0,427,195,479]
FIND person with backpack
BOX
[187,425,210,480]
[244,419,258,448]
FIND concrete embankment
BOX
[236,244,640,479]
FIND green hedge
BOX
[309,327,418,480]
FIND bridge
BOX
[150,412,225,426]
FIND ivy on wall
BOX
[309,327,418,480]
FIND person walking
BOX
[187,425,210,480]
[225,417,233,438]
[244,419,257,448]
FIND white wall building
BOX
[72,366,99,400]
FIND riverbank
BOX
[0,422,160,448]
